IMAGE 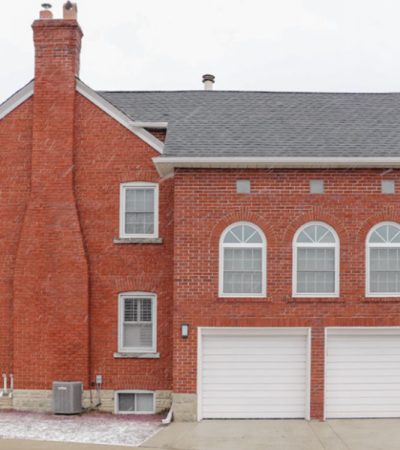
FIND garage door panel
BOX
[327,383,400,392]
[200,330,309,419]
[203,353,307,362]
[203,390,306,399]
[328,375,400,384]
[327,353,400,361]
[204,375,305,384]
[203,361,306,370]
[326,330,400,419]
[204,383,306,392]
[203,397,306,406]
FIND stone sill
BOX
[218,297,271,303]
[288,297,344,303]
[113,237,163,245]
[113,352,160,359]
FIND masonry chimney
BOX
[202,74,215,90]
[63,1,78,20]
[13,3,89,390]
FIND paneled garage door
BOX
[326,328,400,418]
[198,328,310,419]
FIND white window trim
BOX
[119,182,159,239]
[218,221,267,298]
[114,390,155,414]
[118,292,157,354]
[292,221,340,298]
[366,221,400,297]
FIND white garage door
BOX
[199,328,310,419]
[326,328,400,418]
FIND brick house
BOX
[2,2,400,420]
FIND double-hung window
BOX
[367,222,400,296]
[120,182,158,238]
[219,222,266,297]
[293,222,339,297]
[118,293,157,353]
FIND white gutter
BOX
[153,156,400,177]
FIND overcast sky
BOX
[1,0,400,102]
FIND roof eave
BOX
[76,79,165,154]
[153,156,400,177]
[0,81,34,120]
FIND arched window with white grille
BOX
[219,222,266,297]
[293,222,339,297]
[367,222,400,296]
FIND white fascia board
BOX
[132,121,168,129]
[76,79,164,154]
[153,156,400,177]
[0,81,34,120]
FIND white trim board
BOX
[153,156,400,177]
[0,81,34,120]
[1,80,165,155]
[76,79,164,154]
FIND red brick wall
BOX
[0,92,173,391]
[74,93,173,391]
[12,18,89,388]
[172,169,400,419]
[0,100,33,378]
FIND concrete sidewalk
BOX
[2,419,400,450]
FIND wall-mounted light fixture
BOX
[181,323,189,338]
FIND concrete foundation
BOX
[10,389,172,414]
[172,393,197,421]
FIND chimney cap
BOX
[39,3,53,19]
[63,1,78,20]
[202,74,215,83]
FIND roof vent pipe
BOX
[202,74,215,91]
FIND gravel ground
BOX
[0,410,162,447]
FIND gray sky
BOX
[1,0,400,102]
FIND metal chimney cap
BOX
[41,3,52,9]
[202,74,215,83]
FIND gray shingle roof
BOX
[99,90,400,158]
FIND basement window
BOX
[115,391,155,414]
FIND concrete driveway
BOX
[142,419,400,450]
[1,419,400,450]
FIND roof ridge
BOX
[99,90,400,95]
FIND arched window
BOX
[219,222,266,297]
[293,222,339,297]
[367,222,400,296]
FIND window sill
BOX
[113,352,160,359]
[288,296,343,303]
[113,237,163,245]
[363,297,400,303]
[218,296,270,303]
